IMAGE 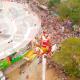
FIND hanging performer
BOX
[40,31,52,56]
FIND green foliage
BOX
[0,59,10,70]
[57,0,80,24]
[57,3,70,19]
[53,38,80,78]
[48,0,60,8]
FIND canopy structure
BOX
[0,1,41,60]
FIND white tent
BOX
[0,1,41,60]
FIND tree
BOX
[48,0,60,8]
[57,0,80,24]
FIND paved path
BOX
[18,57,39,80]
[4,59,27,75]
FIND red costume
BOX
[40,32,51,55]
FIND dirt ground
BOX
[6,61,67,80]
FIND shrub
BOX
[53,38,80,78]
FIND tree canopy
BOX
[57,0,80,24]
[48,0,60,8]
[48,0,80,24]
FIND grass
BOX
[52,37,80,78]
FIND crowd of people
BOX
[28,0,80,45]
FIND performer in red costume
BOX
[40,31,52,56]
[33,31,52,57]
